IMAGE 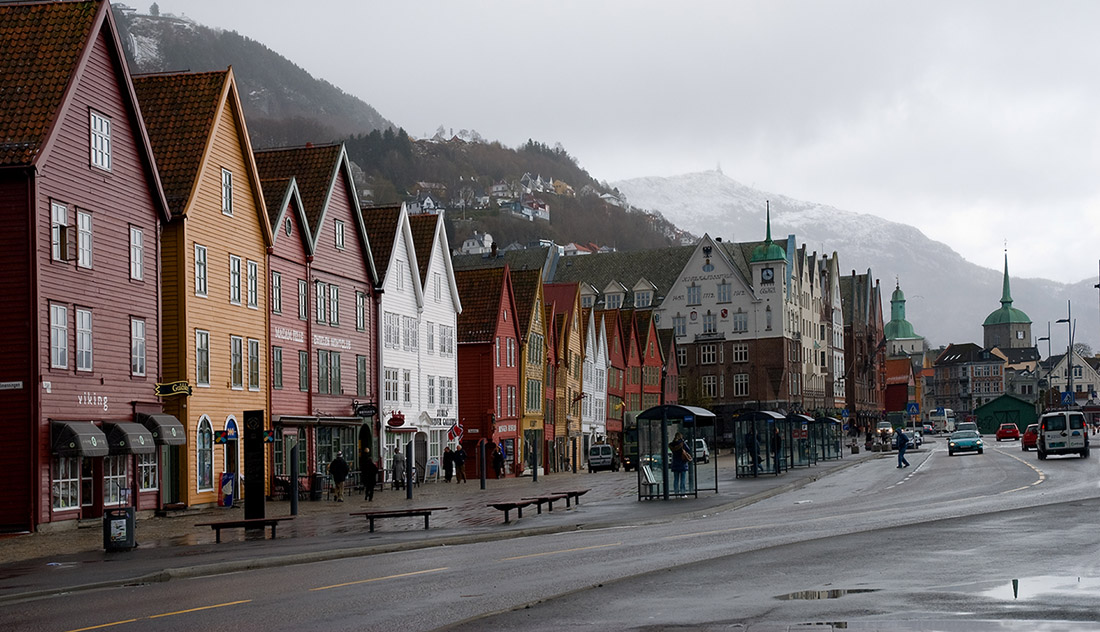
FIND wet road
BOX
[6,438,1098,631]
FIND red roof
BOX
[253,143,342,234]
[454,267,506,344]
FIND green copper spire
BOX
[983,250,1031,326]
[751,201,786,263]
[884,279,916,340]
[1000,251,1013,306]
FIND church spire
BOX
[765,200,773,244]
[1000,250,1013,307]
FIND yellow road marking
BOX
[311,567,448,591]
[501,542,622,560]
[148,600,252,619]
[65,620,139,632]
[997,448,1046,493]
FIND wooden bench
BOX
[195,516,294,543]
[551,489,590,507]
[487,500,534,523]
[349,506,448,533]
[521,494,569,514]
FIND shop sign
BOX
[155,380,192,397]
[355,403,378,417]
[0,381,23,390]
[387,412,406,427]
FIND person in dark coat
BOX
[392,449,406,490]
[492,445,505,479]
[896,427,911,468]
[454,445,467,483]
[328,451,349,502]
[669,432,691,494]
[442,447,454,482]
[361,449,378,502]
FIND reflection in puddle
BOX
[776,588,878,600]
[982,576,1100,600]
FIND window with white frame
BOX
[402,316,418,351]
[329,351,342,394]
[299,350,309,391]
[228,255,241,304]
[315,281,327,322]
[334,220,345,249]
[197,417,213,491]
[717,281,732,303]
[673,315,686,337]
[329,285,339,326]
[247,260,258,308]
[355,291,365,330]
[703,312,717,334]
[403,369,411,403]
[496,385,502,417]
[732,343,748,363]
[427,322,435,353]
[440,376,454,406]
[732,312,748,333]
[51,202,67,261]
[427,375,436,405]
[272,346,283,389]
[271,271,282,313]
[317,349,330,394]
[440,325,454,356]
[52,456,79,509]
[687,285,701,305]
[395,261,405,291]
[131,318,146,376]
[734,373,749,396]
[103,455,126,506]
[581,294,593,308]
[50,304,68,368]
[606,294,622,309]
[634,290,652,307]
[194,244,208,296]
[383,312,399,348]
[527,379,542,412]
[129,226,144,280]
[700,344,717,365]
[230,335,243,389]
[677,347,687,367]
[90,110,111,170]
[507,338,516,367]
[495,337,501,367]
[298,279,308,319]
[434,273,442,301]
[702,375,719,398]
[77,210,92,268]
[248,338,260,390]
[74,308,92,371]
[138,453,158,491]
[196,330,210,386]
[221,169,233,215]
[508,385,516,416]
[384,367,399,403]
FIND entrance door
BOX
[224,419,239,500]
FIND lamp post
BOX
[1056,300,1076,408]
[1038,322,1051,410]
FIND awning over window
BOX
[137,412,186,445]
[52,421,109,457]
[104,422,156,455]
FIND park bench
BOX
[349,506,448,533]
[194,516,295,543]
[521,493,569,514]
[551,488,590,507]
[487,500,534,524]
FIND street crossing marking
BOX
[311,567,448,591]
[501,542,622,561]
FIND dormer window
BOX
[634,290,652,308]
[581,295,593,308]
[606,294,622,309]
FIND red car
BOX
[995,423,1020,441]
[1021,424,1039,451]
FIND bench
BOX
[640,465,661,496]
[487,500,534,523]
[551,489,590,507]
[195,516,295,543]
[521,494,569,514]
[348,506,448,533]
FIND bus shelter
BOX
[788,413,816,468]
[635,405,717,500]
[814,416,844,461]
[732,410,790,478]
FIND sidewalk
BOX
[0,448,881,604]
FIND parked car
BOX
[922,423,936,435]
[694,439,710,463]
[1021,424,1039,451]
[948,430,983,456]
[1036,410,1090,460]
[892,429,922,449]
[587,444,620,472]
[995,423,1020,441]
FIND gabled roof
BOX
[452,246,554,278]
[510,268,542,340]
[553,246,693,308]
[408,213,437,286]
[259,176,313,254]
[996,346,1040,364]
[132,70,226,217]
[934,343,983,366]
[252,143,342,237]
[0,0,99,166]
[360,204,402,283]
[454,267,506,344]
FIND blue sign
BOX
[1062,391,1075,406]
[935,406,945,416]
[906,402,920,416]
[842,408,850,418]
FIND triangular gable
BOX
[261,176,314,256]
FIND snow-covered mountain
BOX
[613,170,1098,353]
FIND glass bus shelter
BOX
[635,405,717,500]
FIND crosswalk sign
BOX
[906,402,920,415]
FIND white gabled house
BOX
[581,309,610,451]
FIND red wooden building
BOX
[0,0,177,530]
[454,266,520,478]
[599,309,628,456]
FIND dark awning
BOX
[137,412,186,445]
[52,421,109,457]
[103,422,156,455]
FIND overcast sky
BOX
[155,0,1100,284]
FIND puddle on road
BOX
[982,576,1100,600]
[776,588,878,600]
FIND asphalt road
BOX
[7,437,1099,631]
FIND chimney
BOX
[491,242,498,258]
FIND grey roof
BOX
[452,247,553,278]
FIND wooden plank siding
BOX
[268,196,311,421]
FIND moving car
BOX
[948,430,983,456]
[995,423,1020,441]
[694,439,710,463]
[892,429,922,449]
[1036,410,1090,460]
[1021,424,1039,451]
[876,421,895,440]
[587,444,620,472]
[956,421,979,433]
[922,423,936,435]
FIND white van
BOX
[587,444,619,472]
[1036,410,1090,460]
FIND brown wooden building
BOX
[0,0,177,530]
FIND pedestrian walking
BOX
[492,444,505,478]
[443,446,454,482]
[669,432,691,494]
[328,451,349,502]
[361,451,378,502]
[454,444,467,483]
[896,427,911,468]
[392,449,406,490]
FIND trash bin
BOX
[103,507,135,551]
[220,471,235,507]
[310,472,324,501]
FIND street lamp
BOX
[1056,300,1076,408]
[1037,322,1051,410]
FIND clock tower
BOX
[982,252,1032,349]
[750,203,787,292]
